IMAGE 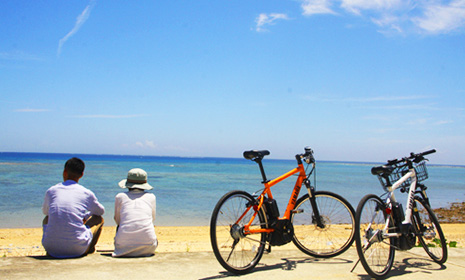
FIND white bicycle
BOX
[354,149,447,279]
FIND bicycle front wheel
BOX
[412,197,447,264]
[355,194,395,279]
[291,191,355,258]
[210,190,267,275]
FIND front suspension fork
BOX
[304,179,325,228]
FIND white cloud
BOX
[412,0,465,34]
[298,0,465,34]
[255,13,289,32]
[0,51,42,61]
[15,108,50,112]
[302,0,337,16]
[371,14,403,33]
[70,114,147,118]
[57,0,96,57]
[301,94,431,103]
[136,140,157,149]
[434,120,453,125]
[340,0,405,15]
[407,118,429,126]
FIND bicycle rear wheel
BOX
[355,194,395,279]
[210,190,267,275]
[291,191,355,258]
[412,197,447,264]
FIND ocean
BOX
[1,152,464,228]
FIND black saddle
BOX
[243,150,270,160]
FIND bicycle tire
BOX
[291,191,355,258]
[355,194,395,279]
[210,190,267,275]
[412,196,448,264]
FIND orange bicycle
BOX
[210,147,356,274]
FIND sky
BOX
[1,0,465,165]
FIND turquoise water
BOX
[1,152,464,228]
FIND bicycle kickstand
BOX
[350,258,361,273]
[265,243,272,254]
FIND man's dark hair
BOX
[64,157,85,178]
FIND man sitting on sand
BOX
[112,168,158,257]
[42,157,105,258]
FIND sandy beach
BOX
[0,226,210,257]
[1,223,464,258]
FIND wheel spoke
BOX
[355,195,395,278]
[291,191,355,257]
[412,198,447,264]
[210,191,267,274]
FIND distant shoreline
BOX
[2,151,464,167]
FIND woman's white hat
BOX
[118,168,153,190]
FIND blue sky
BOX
[1,0,465,165]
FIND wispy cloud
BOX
[15,108,50,112]
[69,114,148,119]
[0,51,42,61]
[412,0,465,34]
[301,94,432,103]
[255,13,290,32]
[302,0,337,16]
[299,0,465,35]
[340,0,405,15]
[136,140,157,149]
[57,0,96,57]
[434,120,454,125]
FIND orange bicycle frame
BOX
[241,161,308,235]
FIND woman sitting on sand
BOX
[112,168,158,257]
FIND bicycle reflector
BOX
[385,207,392,215]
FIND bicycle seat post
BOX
[253,158,269,184]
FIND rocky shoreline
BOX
[434,202,465,223]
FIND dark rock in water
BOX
[434,202,465,223]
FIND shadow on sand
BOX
[354,255,447,279]
[199,256,353,280]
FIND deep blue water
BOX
[1,152,464,228]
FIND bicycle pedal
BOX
[292,209,304,214]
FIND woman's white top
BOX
[112,190,157,257]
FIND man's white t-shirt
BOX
[42,180,105,258]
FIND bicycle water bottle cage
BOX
[243,150,270,160]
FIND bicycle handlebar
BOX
[385,149,436,166]
[298,146,315,164]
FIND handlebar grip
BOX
[409,149,436,163]
[421,149,436,156]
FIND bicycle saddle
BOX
[371,165,395,176]
[243,150,270,160]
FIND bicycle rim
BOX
[291,191,355,258]
[210,190,266,274]
[355,194,395,279]
[413,197,448,264]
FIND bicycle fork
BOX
[303,179,326,228]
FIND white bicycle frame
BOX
[382,166,417,238]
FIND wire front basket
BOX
[377,161,428,190]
